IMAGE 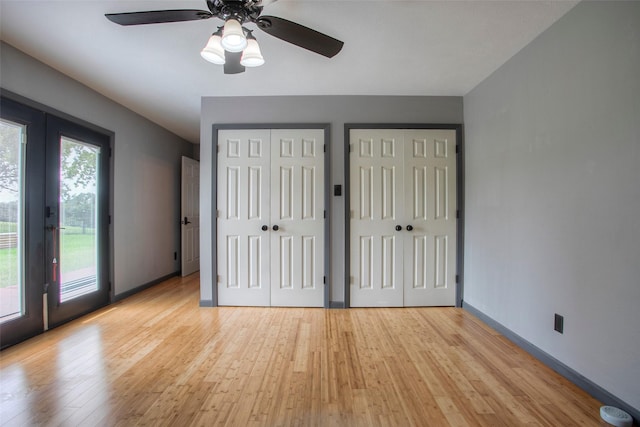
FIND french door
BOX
[216,128,325,307]
[45,116,110,329]
[0,97,46,347]
[0,97,110,348]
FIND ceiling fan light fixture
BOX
[200,33,225,64]
[221,19,247,52]
[240,37,264,67]
[105,2,345,74]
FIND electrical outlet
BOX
[554,314,564,334]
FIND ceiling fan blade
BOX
[256,16,343,58]
[224,51,245,74]
[105,9,213,26]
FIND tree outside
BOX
[1,129,101,318]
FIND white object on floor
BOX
[600,406,633,427]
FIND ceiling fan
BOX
[105,0,344,74]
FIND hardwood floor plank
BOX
[0,273,605,426]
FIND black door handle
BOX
[183,216,191,225]
[272,225,279,231]
[262,225,268,231]
[406,225,414,231]
[395,225,402,231]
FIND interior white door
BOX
[181,156,200,276]
[350,129,457,307]
[402,130,457,306]
[270,129,325,307]
[217,129,324,307]
[217,130,271,306]
[349,130,404,307]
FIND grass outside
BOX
[0,221,17,233]
[0,232,96,288]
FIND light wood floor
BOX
[0,273,605,426]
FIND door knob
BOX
[272,225,279,231]
[395,225,402,231]
[406,225,414,231]
[183,216,191,225]
[261,225,268,231]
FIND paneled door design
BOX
[217,129,324,307]
[349,130,404,306]
[181,156,200,276]
[269,130,325,307]
[350,129,457,307]
[218,130,270,306]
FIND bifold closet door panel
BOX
[402,130,457,307]
[349,129,404,307]
[270,129,324,307]
[217,129,271,306]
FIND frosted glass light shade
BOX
[221,19,247,52]
[200,34,225,64]
[240,38,265,67]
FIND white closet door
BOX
[350,130,404,307]
[350,129,457,307]
[270,129,325,307]
[403,130,457,306]
[217,129,325,307]
[217,129,271,306]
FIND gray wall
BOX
[1,42,195,296]
[463,1,640,412]
[199,96,463,304]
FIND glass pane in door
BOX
[59,137,100,303]
[0,119,26,323]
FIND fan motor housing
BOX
[207,0,263,23]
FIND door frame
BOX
[344,124,464,308]
[211,123,331,308]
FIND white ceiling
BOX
[0,0,578,143]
